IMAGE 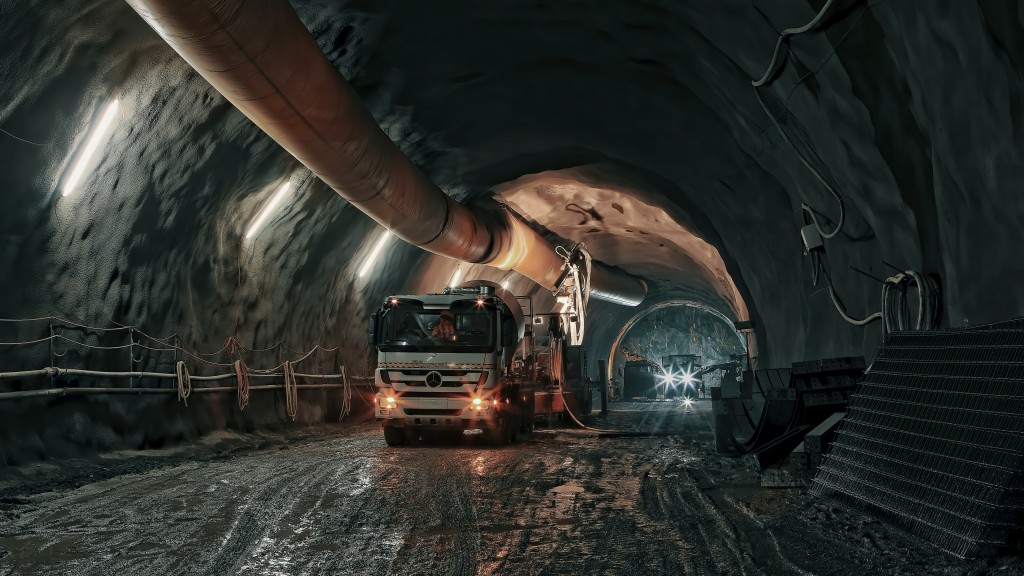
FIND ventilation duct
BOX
[125,0,645,306]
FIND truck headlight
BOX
[379,396,396,409]
[472,397,490,411]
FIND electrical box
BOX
[801,224,823,253]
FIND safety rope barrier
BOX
[0,315,337,370]
[0,335,57,346]
[0,314,381,422]
[0,366,375,380]
[234,359,250,410]
[0,316,131,331]
[283,361,298,421]
[339,365,352,422]
[175,360,191,406]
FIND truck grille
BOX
[404,409,463,416]
[402,380,464,388]
[400,391,468,398]
[400,369,468,376]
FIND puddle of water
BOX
[549,483,585,494]
[545,482,584,529]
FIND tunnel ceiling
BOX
[2,0,1024,369]
[494,168,747,321]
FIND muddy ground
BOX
[1,401,1022,575]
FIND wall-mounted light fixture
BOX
[358,230,392,278]
[245,181,291,239]
[62,98,120,197]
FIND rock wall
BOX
[2,0,1023,463]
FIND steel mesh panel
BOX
[810,326,1024,558]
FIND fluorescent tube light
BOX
[63,98,120,197]
[245,181,291,239]
[358,230,392,277]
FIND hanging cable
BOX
[283,360,298,421]
[882,271,942,332]
[749,0,858,241]
[814,251,941,330]
[805,209,822,288]
[778,2,878,124]
[751,0,838,87]
[755,87,845,239]
[818,257,882,326]
[339,365,352,422]
[175,360,192,406]
[234,359,250,410]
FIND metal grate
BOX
[810,327,1024,558]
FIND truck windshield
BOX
[378,300,496,353]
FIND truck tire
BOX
[483,414,507,446]
[383,427,406,446]
[519,392,535,433]
[506,415,519,443]
[482,426,503,446]
[520,411,535,433]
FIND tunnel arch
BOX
[592,298,752,387]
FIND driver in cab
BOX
[431,310,456,341]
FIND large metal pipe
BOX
[589,263,648,307]
[126,0,645,304]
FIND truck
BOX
[368,282,591,446]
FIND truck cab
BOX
[369,284,532,446]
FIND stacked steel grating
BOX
[810,328,1024,558]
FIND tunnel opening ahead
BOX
[611,303,745,402]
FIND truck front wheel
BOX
[483,414,509,446]
[383,426,406,446]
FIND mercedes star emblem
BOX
[425,371,443,388]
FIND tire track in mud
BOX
[381,448,482,576]
[197,448,369,575]
[0,462,215,575]
[0,430,390,575]
[3,401,954,575]
[0,405,742,576]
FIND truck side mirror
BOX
[367,314,377,345]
